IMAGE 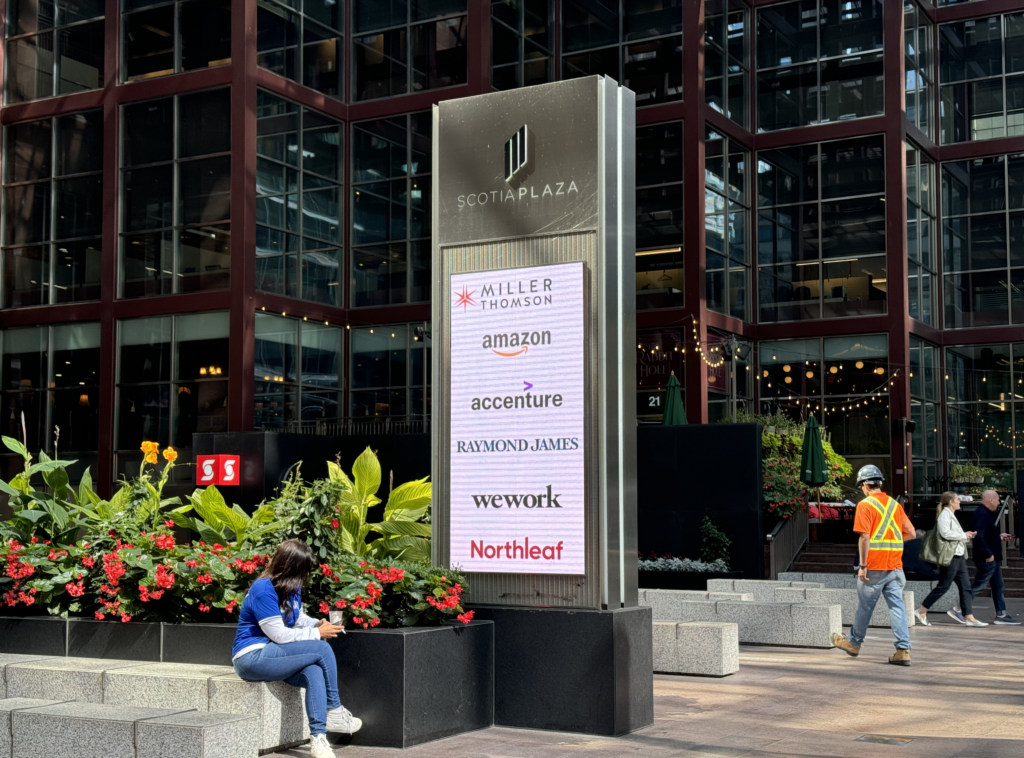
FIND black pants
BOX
[921,554,973,616]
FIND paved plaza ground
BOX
[273,599,1024,758]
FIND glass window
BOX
[635,120,683,311]
[491,0,553,91]
[350,323,429,421]
[5,2,103,103]
[561,0,682,106]
[258,0,342,99]
[757,135,886,322]
[636,328,686,423]
[705,0,749,128]
[759,334,890,467]
[942,153,1024,328]
[705,126,750,320]
[910,336,941,492]
[351,113,431,307]
[905,2,934,140]
[116,312,228,480]
[755,0,884,132]
[120,90,231,298]
[1,322,101,481]
[256,91,343,306]
[255,313,343,430]
[907,143,936,326]
[123,0,231,83]
[354,0,467,101]
[3,110,103,308]
[940,13,1024,144]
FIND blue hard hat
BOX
[855,464,884,486]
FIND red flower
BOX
[225,600,238,614]
[196,573,213,585]
[334,600,347,609]
[154,534,175,550]
[186,560,198,569]
[331,519,339,529]
[163,520,175,528]
[65,580,85,598]
[82,555,96,568]
[120,613,132,623]
[199,603,211,613]
[155,564,176,589]
[369,618,380,627]
[94,611,105,620]
[319,564,333,578]
[319,601,330,614]
[457,610,475,624]
[353,616,363,624]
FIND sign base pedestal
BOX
[468,605,653,735]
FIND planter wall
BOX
[330,620,494,748]
[638,570,742,591]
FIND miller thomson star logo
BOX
[504,125,529,182]
[454,286,476,311]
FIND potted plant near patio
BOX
[950,462,995,485]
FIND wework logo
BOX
[504,125,529,182]
[472,484,562,509]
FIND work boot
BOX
[888,649,911,667]
[831,633,860,657]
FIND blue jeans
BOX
[970,558,1006,614]
[233,640,341,735]
[848,569,911,651]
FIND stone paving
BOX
[267,599,1024,758]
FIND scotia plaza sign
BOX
[431,77,639,609]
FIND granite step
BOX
[0,657,308,753]
[0,699,256,758]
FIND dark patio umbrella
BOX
[662,371,687,426]
[800,415,828,513]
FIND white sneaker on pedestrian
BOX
[913,610,931,626]
[965,619,989,627]
[309,733,335,758]
[326,706,362,734]
[946,609,967,625]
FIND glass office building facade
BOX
[2,0,1023,496]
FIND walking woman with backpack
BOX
[914,492,988,627]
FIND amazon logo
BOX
[481,330,550,357]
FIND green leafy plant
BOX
[699,517,732,567]
[950,463,995,482]
[328,447,432,563]
[0,436,82,545]
[168,487,280,547]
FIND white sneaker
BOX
[913,610,931,626]
[966,619,989,627]
[326,706,362,734]
[309,733,335,758]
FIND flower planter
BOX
[68,618,162,661]
[161,622,239,666]
[0,616,67,656]
[329,620,494,749]
[638,570,743,591]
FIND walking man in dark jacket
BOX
[966,490,1019,625]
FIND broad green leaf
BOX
[327,461,353,488]
[43,466,70,501]
[27,459,77,477]
[390,505,429,522]
[15,509,47,523]
[384,477,431,518]
[351,447,381,510]
[0,479,21,497]
[2,436,28,459]
[370,521,431,537]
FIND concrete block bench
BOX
[136,711,258,758]
[707,579,823,602]
[5,658,307,753]
[640,591,840,648]
[781,572,958,612]
[639,589,753,620]
[1,698,67,758]
[652,621,739,677]
[0,656,54,699]
[773,587,916,627]
[2,699,258,758]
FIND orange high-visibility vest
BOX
[863,495,903,554]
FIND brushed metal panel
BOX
[435,232,601,608]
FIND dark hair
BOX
[261,539,314,610]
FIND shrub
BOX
[699,517,732,566]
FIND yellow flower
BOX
[145,452,158,465]
[140,441,159,454]
[163,447,178,463]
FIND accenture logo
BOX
[504,125,529,182]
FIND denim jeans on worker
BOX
[848,569,911,651]
[233,640,341,735]
[970,558,1006,615]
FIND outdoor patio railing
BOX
[766,507,809,580]
[283,417,431,436]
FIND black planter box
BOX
[637,570,742,590]
[469,606,652,736]
[0,617,67,656]
[161,623,238,665]
[329,621,494,749]
[68,619,162,661]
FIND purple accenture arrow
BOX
[523,381,533,391]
